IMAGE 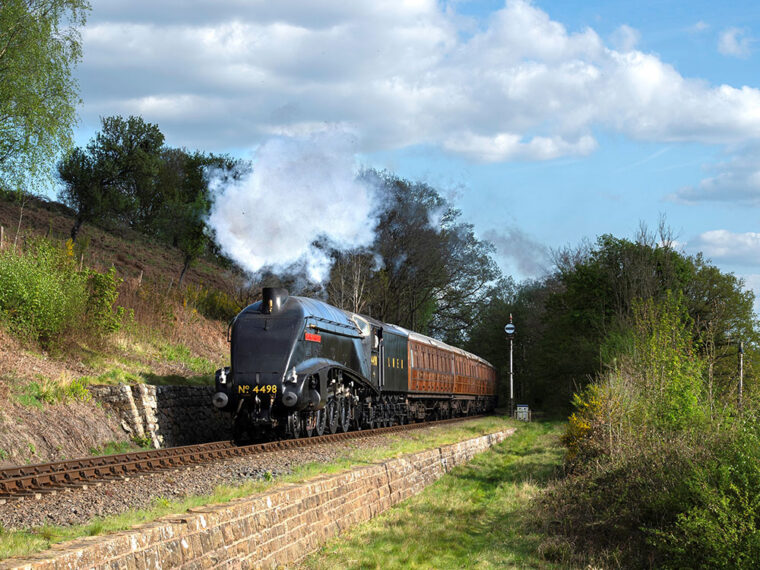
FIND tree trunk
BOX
[70,216,84,242]
[178,256,191,287]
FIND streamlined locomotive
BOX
[212,288,497,440]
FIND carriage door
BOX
[371,327,384,389]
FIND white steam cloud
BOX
[208,130,377,282]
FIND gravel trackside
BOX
[0,433,399,529]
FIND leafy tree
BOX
[327,171,501,341]
[58,115,164,239]
[91,115,165,229]
[154,148,251,284]
[58,147,110,240]
[0,0,89,192]
[506,231,758,415]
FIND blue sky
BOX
[71,0,760,299]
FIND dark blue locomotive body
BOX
[213,288,496,440]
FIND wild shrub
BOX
[561,384,610,465]
[539,431,706,566]
[547,292,716,564]
[649,416,760,569]
[86,266,125,337]
[0,238,124,347]
[183,285,240,322]
[0,239,87,345]
[626,293,706,432]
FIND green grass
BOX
[88,439,148,456]
[78,368,141,385]
[0,416,519,562]
[139,372,212,386]
[160,343,216,375]
[302,421,565,569]
[13,375,91,408]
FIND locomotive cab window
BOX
[351,314,370,337]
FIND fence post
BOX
[0,225,4,250]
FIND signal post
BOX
[504,315,515,417]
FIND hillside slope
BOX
[0,194,244,466]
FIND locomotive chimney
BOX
[262,287,289,314]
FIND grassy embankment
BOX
[0,417,535,562]
[302,421,565,569]
[0,194,238,391]
[0,194,241,464]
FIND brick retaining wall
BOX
[1,427,515,569]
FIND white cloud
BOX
[77,0,760,161]
[690,21,709,33]
[689,230,760,265]
[610,24,640,52]
[671,144,760,204]
[718,27,753,58]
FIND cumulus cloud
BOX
[671,144,760,204]
[482,228,549,277]
[718,27,753,58]
[77,0,760,161]
[689,230,760,266]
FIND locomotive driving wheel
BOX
[286,412,302,439]
[339,395,351,432]
[315,408,326,436]
[303,411,316,437]
[363,402,374,430]
[352,397,363,430]
[326,396,339,434]
[232,414,253,445]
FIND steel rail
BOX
[0,416,484,500]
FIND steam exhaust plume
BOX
[208,130,377,282]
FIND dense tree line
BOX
[469,226,758,414]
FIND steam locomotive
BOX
[212,288,497,440]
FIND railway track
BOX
[0,416,483,502]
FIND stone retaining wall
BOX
[89,385,231,448]
[2,428,515,569]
